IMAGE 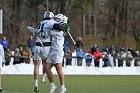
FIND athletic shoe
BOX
[0,88,2,92]
[49,84,57,93]
[34,86,39,92]
[41,77,46,83]
[59,86,67,93]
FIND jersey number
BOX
[38,23,48,38]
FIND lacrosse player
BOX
[33,11,55,92]
[45,14,68,93]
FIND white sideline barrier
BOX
[131,59,135,67]
[123,60,126,67]
[63,57,138,68]
[71,50,76,66]
[8,51,139,68]
[1,62,140,75]
[9,57,34,65]
[99,58,103,68]
[109,55,114,67]
[115,59,118,67]
[90,58,95,67]
[2,57,140,75]
[82,58,86,67]
[7,55,139,68]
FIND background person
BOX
[126,51,133,67]
[19,46,24,63]
[92,48,102,67]
[0,36,9,51]
[13,48,21,65]
[22,47,32,64]
[90,43,98,55]
[64,48,72,66]
[4,48,12,66]
[27,35,35,55]
[76,48,86,66]
[63,40,71,66]
[85,52,93,67]
[102,52,110,67]
[76,37,83,50]
[63,40,69,55]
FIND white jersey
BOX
[36,19,56,43]
[0,44,5,66]
[46,27,64,64]
[50,30,64,51]
[34,19,56,60]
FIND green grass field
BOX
[1,75,140,93]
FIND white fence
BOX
[7,55,138,68]
[63,56,136,67]
[3,55,140,75]
[62,51,138,67]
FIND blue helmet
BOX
[44,11,54,19]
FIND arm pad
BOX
[53,23,65,31]
[53,23,69,32]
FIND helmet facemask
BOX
[44,11,54,19]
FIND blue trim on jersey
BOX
[40,23,45,32]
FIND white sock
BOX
[61,84,65,88]
[34,80,38,87]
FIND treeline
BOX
[0,0,140,50]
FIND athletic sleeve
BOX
[53,23,69,32]
[64,23,69,32]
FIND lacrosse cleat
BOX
[49,84,57,93]
[59,86,67,93]
[0,88,2,92]
[34,86,39,92]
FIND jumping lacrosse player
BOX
[32,11,55,92]
[45,14,68,93]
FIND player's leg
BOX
[53,50,67,93]
[45,62,54,82]
[34,60,40,92]
[54,63,67,93]
[41,46,50,83]
[33,46,41,92]
[45,62,57,93]
[54,63,64,85]
[41,59,47,83]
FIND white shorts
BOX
[46,49,64,64]
[34,46,50,61]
